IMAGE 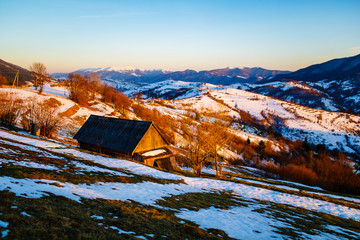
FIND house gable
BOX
[133,124,168,154]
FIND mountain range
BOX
[237,54,360,113]
[52,67,290,85]
[1,56,360,238]
[52,54,360,114]
[1,54,359,114]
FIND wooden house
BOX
[73,115,176,170]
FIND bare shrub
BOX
[43,98,62,108]
[260,161,280,178]
[280,164,318,186]
[132,103,175,144]
[23,98,64,138]
[113,93,132,116]
[67,73,90,106]
[29,62,50,94]
[0,74,7,86]
[238,110,258,125]
[88,72,101,99]
[0,93,22,127]
[101,84,132,116]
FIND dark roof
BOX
[74,115,153,153]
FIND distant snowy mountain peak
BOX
[106,66,137,71]
[76,67,104,72]
[78,66,141,72]
[252,53,360,113]
[51,66,289,85]
[75,66,169,74]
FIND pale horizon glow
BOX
[1,0,359,73]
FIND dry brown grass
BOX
[0,92,22,127]
[72,115,87,125]
[58,104,80,118]
[43,97,62,108]
[0,190,230,239]
[280,164,318,186]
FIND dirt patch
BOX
[59,104,80,118]
[73,115,87,125]
[43,98,62,108]
[50,81,68,87]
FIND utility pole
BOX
[12,71,19,88]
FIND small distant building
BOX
[30,123,40,136]
[73,115,176,170]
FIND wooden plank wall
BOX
[134,125,167,153]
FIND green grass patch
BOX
[156,191,250,211]
[229,177,360,210]
[253,199,360,239]
[227,165,360,201]
[0,191,233,239]
[0,137,184,185]
[0,164,139,185]
[0,163,184,185]
[176,164,360,211]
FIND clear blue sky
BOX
[1,0,359,73]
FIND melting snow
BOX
[177,206,286,239]
[142,149,167,157]
[1,129,360,239]
[91,215,104,220]
[1,130,359,222]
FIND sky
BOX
[1,0,360,73]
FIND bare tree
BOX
[181,119,209,176]
[206,121,231,177]
[87,72,101,100]
[113,92,132,116]
[67,73,90,105]
[22,98,63,138]
[29,62,49,94]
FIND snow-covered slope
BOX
[24,82,360,155]
[0,86,119,138]
[0,129,359,239]
[123,80,205,100]
[140,83,360,155]
[235,54,360,113]
[2,81,359,156]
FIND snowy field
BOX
[0,86,118,130]
[2,83,360,155]
[0,129,359,239]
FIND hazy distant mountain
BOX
[51,67,290,85]
[0,59,33,85]
[51,68,169,82]
[164,67,290,84]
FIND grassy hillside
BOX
[1,82,360,194]
[0,129,359,239]
[0,59,33,85]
